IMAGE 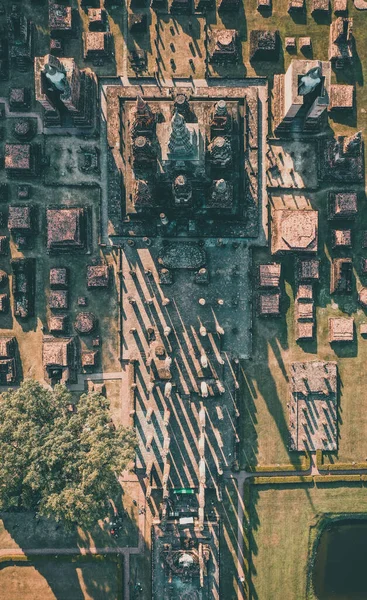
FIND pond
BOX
[313,519,367,600]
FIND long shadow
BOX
[247,483,260,600]
[81,0,100,9]
[210,478,244,600]
[333,39,364,88]
[0,559,85,600]
[329,100,357,129]
[239,256,306,473]
[128,6,153,57]
[289,8,307,24]
[250,36,285,78]
[241,355,305,469]
[311,5,331,24]
[218,0,247,40]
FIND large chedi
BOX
[157,108,201,165]
[168,111,197,159]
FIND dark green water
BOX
[313,519,367,600]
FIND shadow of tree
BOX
[0,555,124,600]
[0,478,141,600]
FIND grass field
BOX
[247,482,367,600]
[0,556,122,600]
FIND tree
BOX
[0,380,137,528]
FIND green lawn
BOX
[0,556,122,600]
[247,482,367,600]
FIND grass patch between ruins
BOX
[240,180,367,469]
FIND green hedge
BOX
[314,474,362,483]
[316,450,367,472]
[0,555,29,564]
[251,475,314,485]
[250,473,365,486]
[245,452,311,473]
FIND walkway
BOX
[0,546,139,557]
[0,97,97,137]
[68,371,125,391]
[0,97,43,134]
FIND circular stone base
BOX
[74,312,97,335]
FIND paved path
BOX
[68,371,125,391]
[0,98,43,133]
[122,0,128,80]
[0,546,139,557]
[0,371,126,393]
[0,98,97,137]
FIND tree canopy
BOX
[0,380,137,528]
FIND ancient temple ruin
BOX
[289,361,338,451]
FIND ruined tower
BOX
[208,136,232,167]
[168,111,195,157]
[172,174,193,206]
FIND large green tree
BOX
[0,380,136,528]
